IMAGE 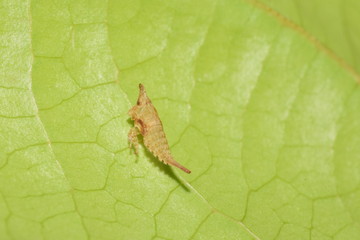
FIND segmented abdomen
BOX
[143,124,173,164]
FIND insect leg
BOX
[128,127,140,155]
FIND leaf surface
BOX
[256,0,360,74]
[1,0,360,239]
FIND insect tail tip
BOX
[178,166,191,174]
[167,160,191,174]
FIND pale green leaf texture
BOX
[1,0,360,240]
[256,0,360,74]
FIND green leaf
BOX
[1,0,359,239]
[255,0,360,75]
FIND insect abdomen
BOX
[143,125,171,160]
[143,125,191,173]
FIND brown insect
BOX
[128,84,191,174]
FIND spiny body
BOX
[128,84,191,174]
